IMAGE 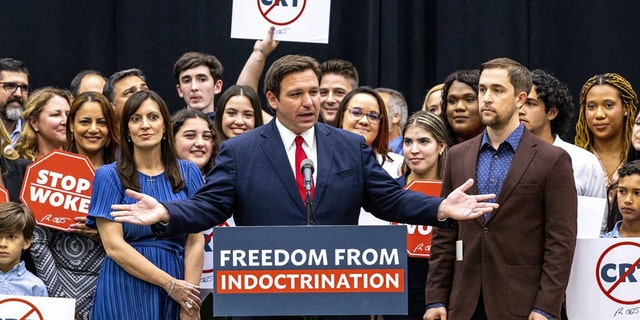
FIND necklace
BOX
[593,150,622,185]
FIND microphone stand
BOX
[305,189,314,225]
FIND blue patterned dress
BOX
[87,160,203,320]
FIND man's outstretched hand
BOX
[437,178,499,221]
[111,189,170,225]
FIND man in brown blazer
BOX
[424,58,577,320]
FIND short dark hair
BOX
[618,159,640,179]
[264,55,321,99]
[69,70,106,96]
[0,58,29,77]
[173,52,224,83]
[480,57,532,96]
[0,202,35,240]
[320,59,359,88]
[530,69,574,136]
[103,68,146,103]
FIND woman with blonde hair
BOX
[422,83,444,115]
[15,87,72,161]
[575,73,638,188]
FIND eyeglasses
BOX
[346,107,383,123]
[0,82,29,95]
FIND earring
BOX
[162,133,166,140]
[127,135,131,142]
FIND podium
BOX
[212,225,408,316]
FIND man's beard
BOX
[1,97,24,121]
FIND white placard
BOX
[231,0,331,44]
[566,238,640,319]
[0,295,75,319]
[578,196,607,238]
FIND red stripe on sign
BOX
[216,269,404,294]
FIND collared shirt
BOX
[0,261,48,297]
[601,221,622,238]
[275,118,318,182]
[476,124,524,205]
[9,118,23,146]
[389,136,404,155]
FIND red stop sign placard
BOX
[20,150,95,231]
[392,180,442,258]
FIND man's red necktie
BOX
[295,136,314,202]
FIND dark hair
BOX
[618,159,640,179]
[118,90,184,193]
[530,69,574,136]
[66,91,119,165]
[606,159,640,231]
[336,86,392,163]
[0,58,29,76]
[0,202,35,240]
[440,69,482,145]
[264,55,321,99]
[69,70,106,96]
[402,110,452,179]
[480,57,532,96]
[172,108,217,174]
[320,59,359,88]
[214,85,264,145]
[173,52,224,83]
[103,68,146,103]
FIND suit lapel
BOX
[464,136,484,226]
[260,121,306,212]
[313,124,335,208]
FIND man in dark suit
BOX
[424,58,577,320]
[112,54,498,230]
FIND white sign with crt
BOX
[231,0,331,44]
[566,238,640,319]
[0,295,75,320]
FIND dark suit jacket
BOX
[164,120,448,233]
[425,129,577,319]
[1,156,29,202]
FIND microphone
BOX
[300,159,314,191]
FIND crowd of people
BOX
[0,26,639,320]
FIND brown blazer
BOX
[426,129,577,319]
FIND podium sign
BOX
[213,225,407,316]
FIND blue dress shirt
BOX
[0,261,48,296]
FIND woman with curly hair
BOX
[15,87,72,161]
[574,73,638,189]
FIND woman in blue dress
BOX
[88,90,203,320]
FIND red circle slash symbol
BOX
[258,0,307,26]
